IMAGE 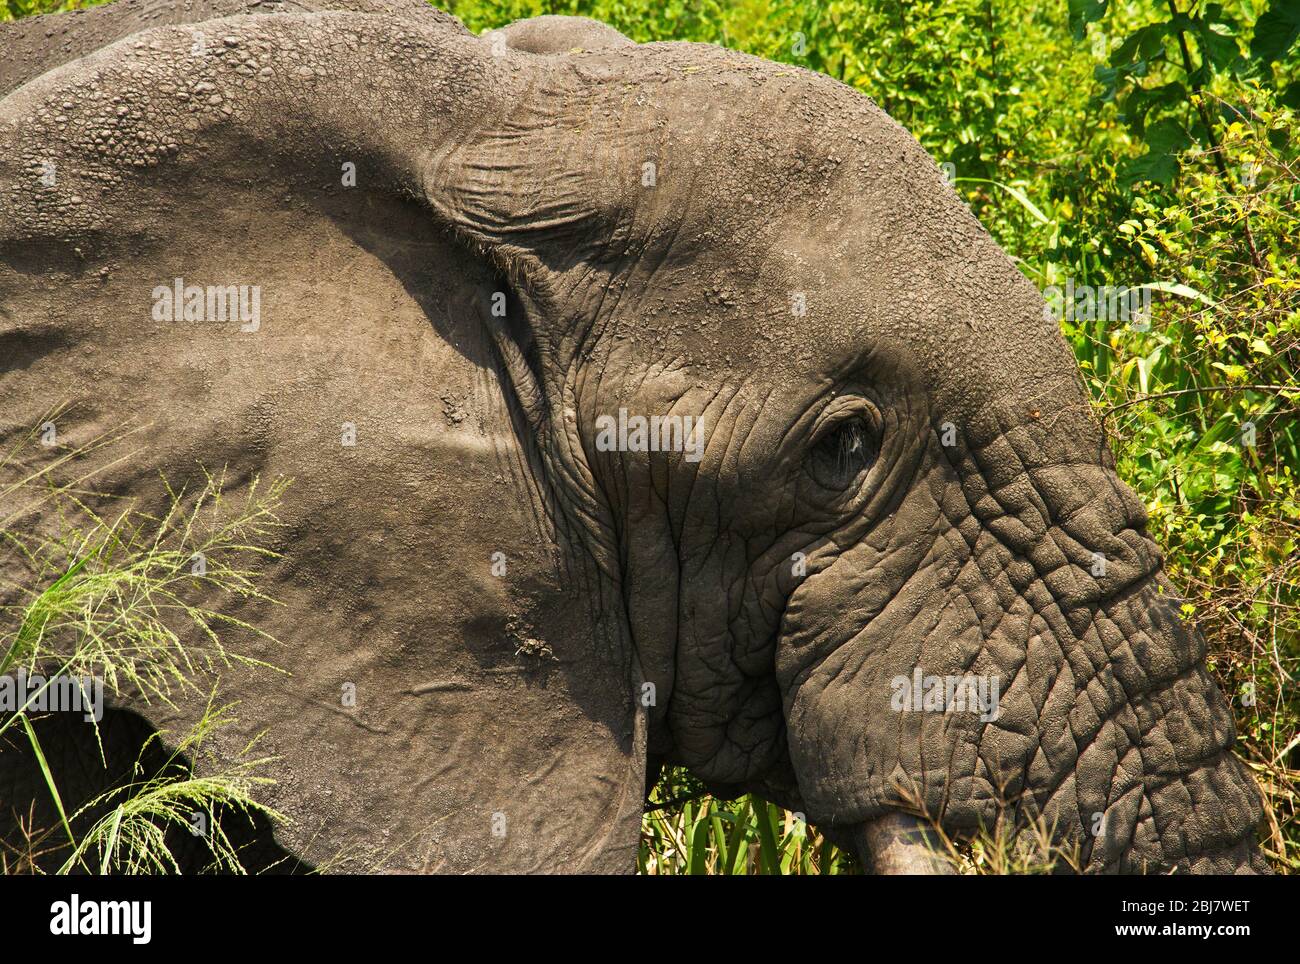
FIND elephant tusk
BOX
[855,812,955,875]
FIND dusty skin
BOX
[0,1,1268,873]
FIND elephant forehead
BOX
[781,213,1085,411]
[551,48,1091,433]
[616,221,1091,454]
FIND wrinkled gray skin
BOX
[0,1,1267,873]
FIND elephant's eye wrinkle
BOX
[808,416,880,490]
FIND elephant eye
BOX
[808,415,880,490]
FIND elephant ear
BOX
[0,10,647,872]
[0,0,462,98]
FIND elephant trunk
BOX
[855,812,955,875]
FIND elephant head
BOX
[0,2,1265,873]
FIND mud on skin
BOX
[0,0,1268,873]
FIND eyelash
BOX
[808,415,880,490]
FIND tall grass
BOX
[59,694,284,875]
[0,411,291,873]
[640,770,857,874]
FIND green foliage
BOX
[59,694,284,875]
[1074,87,1300,870]
[1078,1,1297,188]
[0,0,96,16]
[640,768,858,873]
[0,465,287,699]
[0,415,290,874]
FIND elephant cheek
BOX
[777,539,1266,873]
[776,545,1008,834]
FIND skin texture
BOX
[0,2,1267,873]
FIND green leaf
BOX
[1137,280,1219,306]
[955,177,1052,224]
[1094,63,1123,101]
[1196,21,1243,73]
[1251,0,1300,64]
[1123,82,1189,137]
[1121,119,1193,187]
[20,715,80,858]
[1068,0,1109,41]
[754,802,782,875]
[1111,23,1170,68]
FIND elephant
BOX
[0,0,1268,874]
